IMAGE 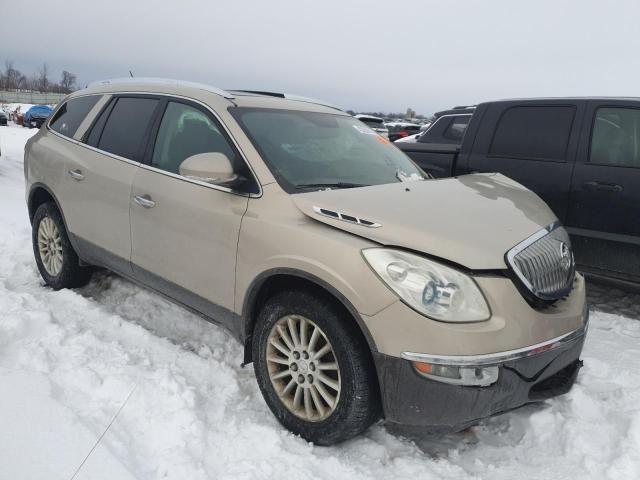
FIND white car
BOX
[354,114,389,138]
[394,133,419,143]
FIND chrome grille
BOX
[506,224,575,301]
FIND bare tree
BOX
[17,74,27,90]
[38,63,49,92]
[60,70,77,93]
[27,73,40,92]
[4,60,22,90]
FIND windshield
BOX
[230,108,424,192]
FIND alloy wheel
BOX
[37,216,64,276]
[266,314,341,422]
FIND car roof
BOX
[433,107,475,118]
[354,114,384,121]
[75,78,345,115]
[484,96,640,104]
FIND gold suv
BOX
[25,79,588,444]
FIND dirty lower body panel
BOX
[376,331,585,435]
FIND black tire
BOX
[32,202,92,289]
[253,289,381,445]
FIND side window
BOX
[443,115,470,141]
[49,95,101,138]
[590,107,640,168]
[151,101,247,180]
[97,97,159,161]
[489,106,576,161]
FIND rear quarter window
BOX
[49,95,101,138]
[442,115,470,141]
[489,105,576,161]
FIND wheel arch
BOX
[241,268,379,366]
[27,183,81,254]
[28,183,62,222]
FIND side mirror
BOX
[179,152,237,186]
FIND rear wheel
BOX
[253,290,380,445]
[32,202,92,289]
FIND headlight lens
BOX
[362,248,490,322]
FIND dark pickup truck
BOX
[397,98,640,285]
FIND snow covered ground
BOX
[1,124,640,480]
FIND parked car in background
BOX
[394,133,420,143]
[394,122,433,144]
[12,107,24,125]
[0,111,8,126]
[397,97,640,285]
[387,121,421,142]
[354,114,389,138]
[24,78,587,445]
[23,105,54,128]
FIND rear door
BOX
[54,94,160,274]
[566,100,640,281]
[461,102,585,223]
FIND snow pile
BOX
[2,102,37,114]
[1,125,640,479]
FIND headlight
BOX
[362,248,490,322]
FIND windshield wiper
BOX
[294,182,370,190]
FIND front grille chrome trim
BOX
[506,222,575,301]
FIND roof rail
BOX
[233,90,285,98]
[232,90,342,111]
[89,77,235,100]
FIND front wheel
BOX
[253,290,380,445]
[32,202,92,289]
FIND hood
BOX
[291,173,557,270]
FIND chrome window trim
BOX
[46,91,263,198]
[402,311,588,367]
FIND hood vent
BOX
[313,206,381,228]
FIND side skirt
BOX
[70,234,243,341]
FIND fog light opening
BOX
[412,361,499,387]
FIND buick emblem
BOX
[559,241,572,272]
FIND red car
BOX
[12,107,25,126]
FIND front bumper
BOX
[375,312,588,434]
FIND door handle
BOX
[584,181,623,193]
[134,194,156,208]
[68,169,84,181]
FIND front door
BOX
[566,101,640,282]
[130,99,256,326]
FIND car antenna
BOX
[129,70,134,78]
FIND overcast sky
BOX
[3,0,640,115]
